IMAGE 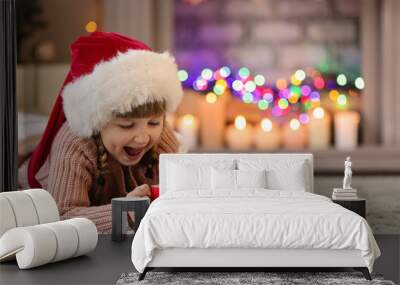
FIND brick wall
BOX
[174,0,361,80]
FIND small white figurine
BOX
[342,156,352,189]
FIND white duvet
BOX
[131,190,380,273]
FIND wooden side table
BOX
[332,198,366,218]
[111,197,150,242]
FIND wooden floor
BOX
[0,235,398,285]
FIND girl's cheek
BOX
[150,128,163,143]
[107,132,131,149]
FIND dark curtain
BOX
[0,0,17,192]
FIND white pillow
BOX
[166,159,236,192]
[211,168,236,190]
[236,169,267,188]
[211,168,267,190]
[167,162,211,191]
[237,159,308,191]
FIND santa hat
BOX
[28,31,183,188]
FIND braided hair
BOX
[94,133,108,187]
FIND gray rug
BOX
[116,271,396,285]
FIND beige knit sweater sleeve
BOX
[37,123,113,233]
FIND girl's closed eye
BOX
[118,123,134,129]
[149,121,160,126]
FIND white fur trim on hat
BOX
[61,50,183,138]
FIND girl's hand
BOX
[126,184,150,230]
[126,184,151,198]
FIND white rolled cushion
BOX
[0,196,16,237]
[211,168,236,190]
[0,218,97,269]
[0,226,57,269]
[42,221,79,262]
[0,189,59,238]
[23,189,59,224]
[236,169,267,189]
[0,191,39,227]
[65,218,98,257]
[238,159,307,191]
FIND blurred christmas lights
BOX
[177,66,363,125]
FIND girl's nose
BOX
[133,132,150,146]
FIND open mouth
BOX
[123,146,144,158]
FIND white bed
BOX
[131,153,380,280]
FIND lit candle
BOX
[253,118,281,150]
[199,92,226,149]
[176,114,199,150]
[308,107,331,149]
[225,115,253,150]
[334,111,360,150]
[282,118,307,149]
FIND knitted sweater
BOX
[31,121,180,233]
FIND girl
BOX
[18,31,184,233]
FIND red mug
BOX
[150,185,160,202]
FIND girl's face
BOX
[100,114,164,166]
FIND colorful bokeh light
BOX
[299,113,310,124]
[294,69,306,81]
[194,78,208,91]
[278,98,289,109]
[85,21,97,33]
[201,68,213,80]
[314,77,325,89]
[301,85,312,96]
[337,94,347,106]
[244,81,256,92]
[291,75,302,86]
[355,77,365,90]
[310,91,320,101]
[329,89,339,101]
[288,93,299,104]
[213,84,225,95]
[263,92,274,103]
[178,69,188,82]
[254,74,266,86]
[219,66,231,78]
[276,79,288,90]
[238,67,250,79]
[177,66,362,125]
[257,99,269,110]
[337,74,347,86]
[206,92,217,104]
[242,92,254,103]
